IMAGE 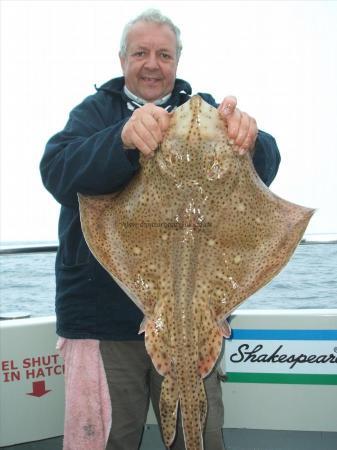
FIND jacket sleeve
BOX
[40,94,139,208]
[253,130,281,187]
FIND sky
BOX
[1,0,337,242]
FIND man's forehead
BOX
[127,21,177,51]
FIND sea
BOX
[0,239,337,317]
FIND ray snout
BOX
[168,95,227,144]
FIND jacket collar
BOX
[95,76,192,110]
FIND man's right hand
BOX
[121,104,171,158]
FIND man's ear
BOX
[119,52,125,74]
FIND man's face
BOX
[120,21,179,102]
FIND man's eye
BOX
[133,51,145,57]
[161,53,171,60]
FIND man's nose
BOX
[144,53,159,69]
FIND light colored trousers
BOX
[100,340,225,450]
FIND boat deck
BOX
[3,427,337,450]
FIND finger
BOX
[144,151,155,160]
[133,121,160,154]
[226,108,242,141]
[124,119,158,156]
[233,112,250,148]
[218,96,237,117]
[240,119,258,154]
[130,132,155,156]
[150,107,171,132]
[140,114,164,145]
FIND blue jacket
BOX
[40,77,281,340]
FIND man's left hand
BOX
[218,96,258,155]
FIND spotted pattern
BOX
[79,95,314,450]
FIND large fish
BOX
[79,96,314,450]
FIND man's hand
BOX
[218,96,258,155]
[121,104,171,158]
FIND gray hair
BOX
[119,9,182,59]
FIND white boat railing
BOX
[1,310,337,447]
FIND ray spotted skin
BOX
[79,96,314,450]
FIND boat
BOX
[1,245,337,450]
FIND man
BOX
[40,9,280,450]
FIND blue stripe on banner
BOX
[230,329,337,340]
